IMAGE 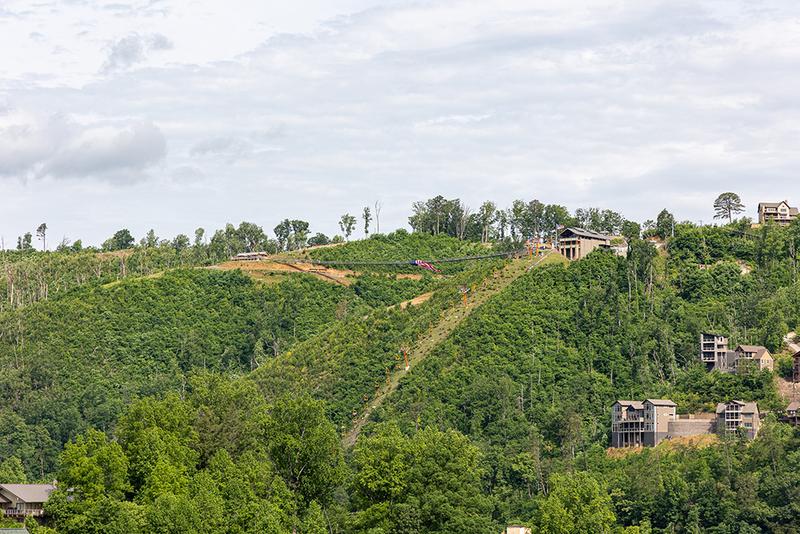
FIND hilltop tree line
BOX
[9,191,755,256]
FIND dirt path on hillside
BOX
[389,292,434,310]
[214,259,443,286]
[778,377,799,402]
[777,331,799,403]
[785,332,800,354]
[342,251,562,448]
[215,260,356,286]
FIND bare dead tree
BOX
[457,205,471,240]
[374,200,382,234]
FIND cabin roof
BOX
[0,484,56,504]
[715,400,758,414]
[614,400,644,409]
[645,399,677,407]
[735,345,770,359]
[559,227,611,241]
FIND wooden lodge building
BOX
[0,484,56,519]
[557,227,613,261]
[757,201,799,226]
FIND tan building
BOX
[0,484,56,519]
[700,333,729,371]
[504,526,531,534]
[716,400,760,439]
[558,227,612,261]
[784,401,800,426]
[611,399,677,447]
[733,345,773,372]
[758,201,798,226]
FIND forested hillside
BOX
[1,209,800,533]
[0,269,362,480]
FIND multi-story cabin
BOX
[0,484,56,519]
[611,399,677,447]
[557,227,612,261]
[733,345,773,372]
[700,333,729,371]
[758,201,799,226]
[716,400,760,439]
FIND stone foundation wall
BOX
[667,419,715,437]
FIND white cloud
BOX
[0,112,166,182]
[101,32,173,72]
[2,0,800,245]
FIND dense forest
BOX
[2,196,800,533]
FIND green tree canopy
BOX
[713,192,746,223]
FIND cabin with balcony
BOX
[716,400,760,439]
[700,333,729,371]
[758,201,798,226]
[611,399,677,447]
[0,484,55,519]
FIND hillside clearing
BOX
[606,434,719,458]
[342,251,564,448]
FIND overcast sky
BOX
[1,0,799,247]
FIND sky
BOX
[1,0,799,248]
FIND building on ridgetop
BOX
[716,400,760,439]
[0,484,56,519]
[733,345,773,372]
[611,399,677,447]
[557,227,613,261]
[700,333,729,371]
[758,201,798,226]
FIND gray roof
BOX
[559,227,611,241]
[645,399,677,407]
[759,200,796,208]
[735,345,770,359]
[715,400,759,414]
[0,484,56,503]
[701,332,728,339]
[614,400,644,409]
[0,529,30,534]
[759,201,799,215]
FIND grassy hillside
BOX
[251,258,505,430]
[305,230,492,273]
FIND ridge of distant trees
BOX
[4,191,764,255]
